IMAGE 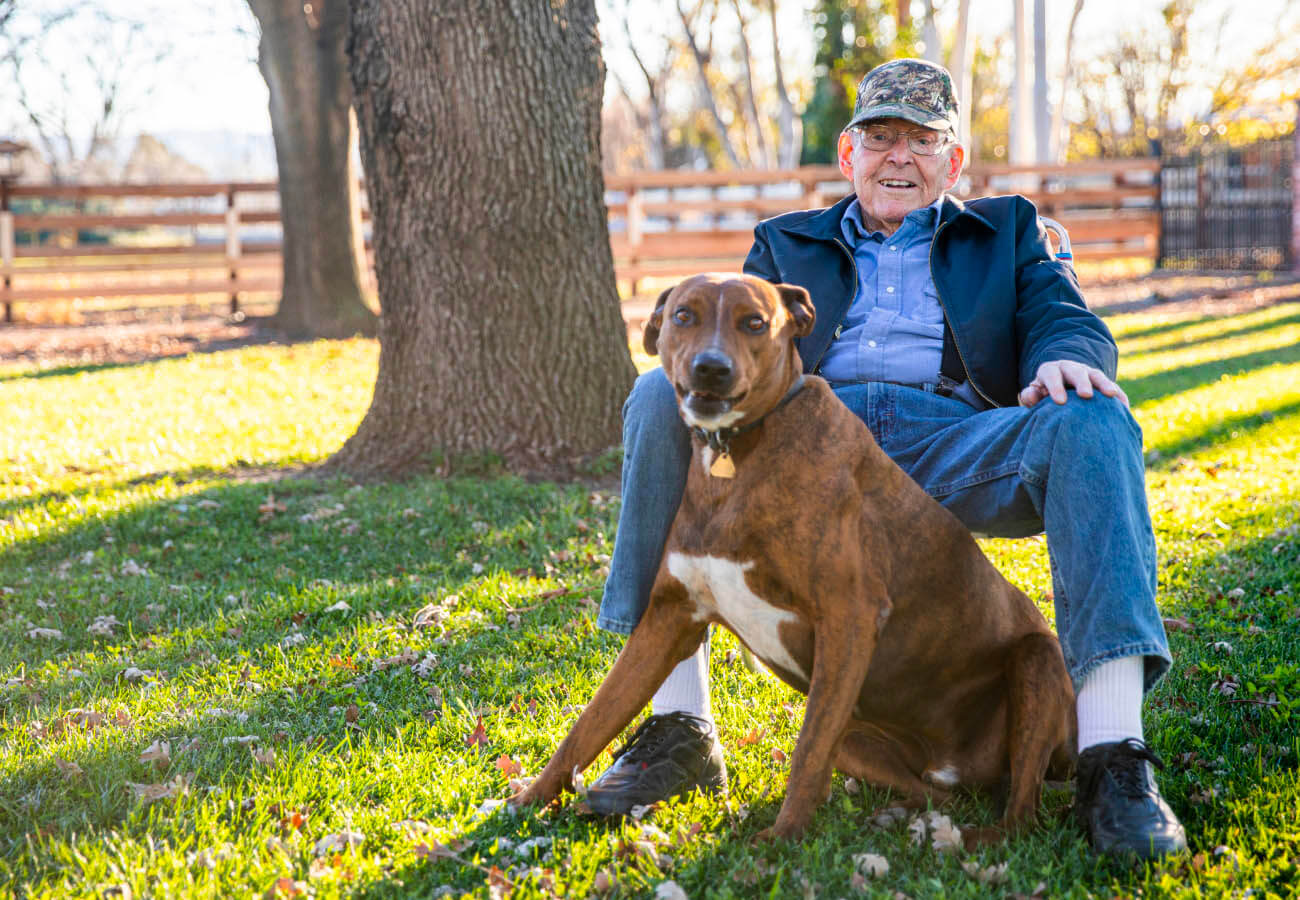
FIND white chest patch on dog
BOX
[666,553,807,682]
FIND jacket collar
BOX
[777,192,995,243]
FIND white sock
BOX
[1075,655,1145,752]
[651,636,712,722]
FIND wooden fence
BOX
[0,159,1159,320]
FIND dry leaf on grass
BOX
[770,748,788,764]
[263,876,309,898]
[54,758,83,779]
[737,727,767,747]
[592,870,616,894]
[654,881,689,899]
[961,861,1009,884]
[139,740,171,767]
[313,830,364,857]
[495,754,524,778]
[852,852,890,878]
[128,773,191,803]
[26,627,63,640]
[464,716,489,749]
[251,746,276,766]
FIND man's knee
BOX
[624,369,685,446]
[1031,392,1142,449]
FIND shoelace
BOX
[1089,738,1167,798]
[609,712,703,764]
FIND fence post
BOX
[1,177,12,324]
[225,186,241,315]
[626,184,643,297]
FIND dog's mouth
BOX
[676,384,747,422]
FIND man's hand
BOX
[1018,360,1129,409]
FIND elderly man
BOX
[588,58,1186,858]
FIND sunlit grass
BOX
[0,299,1297,898]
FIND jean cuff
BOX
[595,613,637,636]
[1069,642,1172,695]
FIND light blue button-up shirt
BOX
[817,197,946,386]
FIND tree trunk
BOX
[1051,0,1085,162]
[333,0,636,477]
[678,0,744,169]
[767,0,801,168]
[249,0,377,339]
[949,0,973,149]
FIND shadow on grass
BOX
[1124,342,1300,407]
[1145,399,1300,468]
[1122,306,1300,358]
[0,318,294,385]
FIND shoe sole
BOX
[585,776,728,817]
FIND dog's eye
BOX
[672,307,695,325]
[742,315,768,334]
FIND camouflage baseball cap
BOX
[846,58,959,133]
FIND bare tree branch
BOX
[677,0,742,168]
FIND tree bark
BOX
[333,0,636,477]
[249,0,377,339]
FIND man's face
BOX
[836,117,965,236]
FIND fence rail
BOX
[0,160,1161,319]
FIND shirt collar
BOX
[840,195,944,246]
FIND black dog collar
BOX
[690,375,807,458]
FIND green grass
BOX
[1,297,1298,900]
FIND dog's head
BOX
[643,273,815,431]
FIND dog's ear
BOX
[642,286,675,356]
[776,284,815,337]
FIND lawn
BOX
[1,289,1298,899]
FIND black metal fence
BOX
[1159,138,1294,271]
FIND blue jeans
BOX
[596,369,1172,693]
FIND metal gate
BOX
[1159,138,1294,270]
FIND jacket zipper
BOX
[928,220,998,408]
[809,237,859,374]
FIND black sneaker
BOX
[1075,738,1188,859]
[585,712,727,816]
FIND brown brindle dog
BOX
[511,273,1076,842]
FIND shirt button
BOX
[867,340,878,348]
[886,286,895,293]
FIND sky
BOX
[1,0,1296,147]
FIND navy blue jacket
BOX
[742,192,1118,408]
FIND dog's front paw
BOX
[753,816,808,843]
[508,775,561,810]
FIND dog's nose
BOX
[690,350,734,389]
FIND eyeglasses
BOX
[849,124,953,156]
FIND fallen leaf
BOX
[251,746,276,766]
[495,754,523,778]
[139,740,171,768]
[592,870,616,894]
[1163,616,1194,633]
[928,814,962,853]
[313,830,364,857]
[54,758,83,779]
[26,627,63,640]
[844,777,861,795]
[961,861,1009,884]
[654,880,689,899]
[737,727,766,747]
[465,716,489,749]
[344,704,360,723]
[852,852,890,878]
[769,748,788,764]
[263,877,307,899]
[128,773,191,803]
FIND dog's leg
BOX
[833,721,939,809]
[759,593,884,841]
[999,631,1076,831]
[510,581,705,810]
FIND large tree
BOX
[247,0,376,338]
[334,0,636,477]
